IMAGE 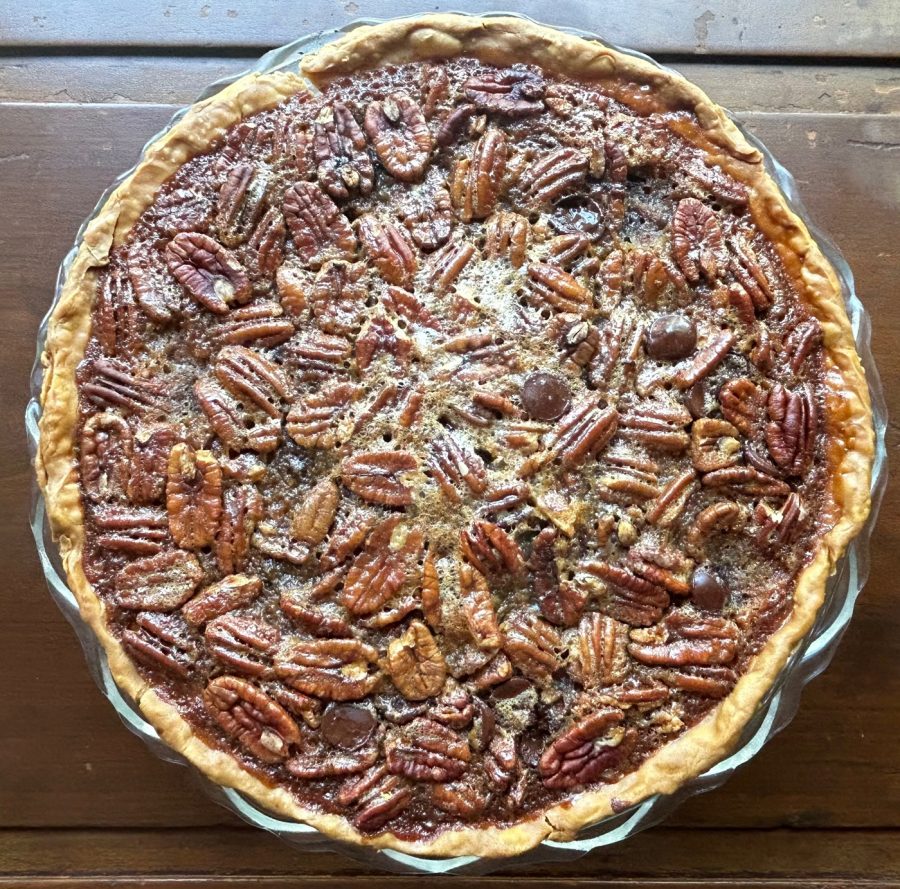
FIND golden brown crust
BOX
[36,13,874,860]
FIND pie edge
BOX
[34,13,875,860]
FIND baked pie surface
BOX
[36,15,874,857]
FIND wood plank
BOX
[1,105,898,837]
[3,0,898,57]
[2,57,899,115]
[0,827,898,882]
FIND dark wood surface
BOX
[1,2,898,885]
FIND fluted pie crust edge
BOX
[36,14,874,859]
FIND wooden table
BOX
[2,2,898,885]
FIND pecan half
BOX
[122,612,196,678]
[401,186,453,251]
[216,484,263,574]
[671,198,723,284]
[627,614,740,667]
[427,240,475,292]
[719,377,763,436]
[527,263,591,314]
[275,637,381,701]
[428,431,488,502]
[342,518,421,616]
[94,506,169,555]
[458,562,502,650]
[165,232,250,313]
[355,311,412,371]
[96,267,139,356]
[464,69,545,116]
[283,329,352,383]
[450,128,508,222]
[291,479,340,548]
[282,182,357,266]
[215,163,270,247]
[530,527,578,627]
[618,399,691,453]
[308,260,369,335]
[348,771,413,831]
[312,102,374,200]
[690,418,742,472]
[243,207,286,283]
[386,717,471,782]
[539,708,626,789]
[216,301,295,348]
[573,613,630,687]
[195,378,281,453]
[685,500,745,557]
[166,443,222,550]
[182,573,262,626]
[765,383,816,475]
[204,675,300,763]
[432,772,489,818]
[483,210,529,268]
[671,330,735,389]
[582,560,670,627]
[79,358,161,415]
[81,412,133,503]
[116,549,203,611]
[286,382,360,450]
[287,745,379,779]
[356,215,417,287]
[364,93,433,182]
[519,148,588,208]
[755,492,804,552]
[125,423,176,505]
[205,614,280,677]
[501,612,561,684]
[461,520,525,577]
[386,620,447,701]
[214,345,291,419]
[341,451,417,507]
[702,465,792,498]
[521,397,618,476]
[784,318,823,373]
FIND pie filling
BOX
[75,58,831,840]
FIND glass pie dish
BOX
[25,12,888,875]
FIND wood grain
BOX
[3,0,898,57]
[2,57,899,115]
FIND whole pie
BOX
[36,15,874,857]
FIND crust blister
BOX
[36,14,873,860]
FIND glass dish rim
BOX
[24,9,889,875]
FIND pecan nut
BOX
[765,383,816,475]
[719,377,763,436]
[449,128,508,222]
[539,708,627,789]
[275,637,381,701]
[671,197,724,284]
[182,573,262,626]
[401,186,453,251]
[364,93,433,182]
[356,215,417,287]
[461,519,525,577]
[81,412,133,503]
[286,382,360,450]
[166,443,222,550]
[519,147,589,208]
[385,717,471,782]
[464,69,545,116]
[205,614,280,677]
[341,450,417,507]
[282,182,357,266]
[291,479,340,548]
[165,232,250,313]
[215,163,270,247]
[216,484,264,574]
[501,612,561,685]
[121,612,197,678]
[312,102,375,200]
[204,675,300,763]
[386,620,447,701]
[195,377,281,453]
[573,613,630,687]
[94,507,170,556]
[690,418,742,473]
[116,549,203,611]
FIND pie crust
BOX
[35,14,874,858]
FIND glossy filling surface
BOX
[76,58,830,839]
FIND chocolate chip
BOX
[521,372,570,421]
[321,703,375,750]
[492,676,532,700]
[686,379,706,419]
[645,314,697,361]
[691,567,728,611]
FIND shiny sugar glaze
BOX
[75,58,830,840]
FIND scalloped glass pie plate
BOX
[25,11,887,875]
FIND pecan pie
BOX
[36,15,874,857]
